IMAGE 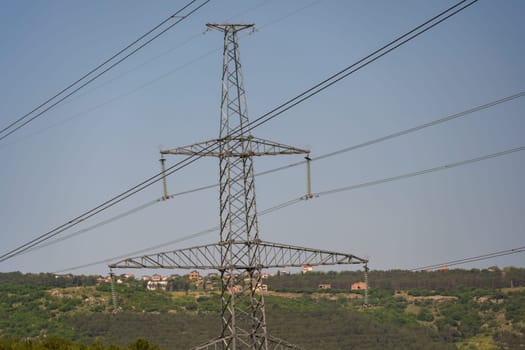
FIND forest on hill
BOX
[0,269,524,349]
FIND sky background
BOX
[0,0,524,276]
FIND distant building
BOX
[96,276,112,284]
[318,283,331,290]
[123,273,135,279]
[438,266,449,271]
[151,274,162,282]
[188,271,200,280]
[147,280,168,291]
[303,265,313,273]
[351,282,367,291]
[229,285,243,294]
[141,275,151,281]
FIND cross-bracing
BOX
[109,23,368,350]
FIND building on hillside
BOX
[123,273,135,279]
[229,285,243,294]
[96,276,112,284]
[302,265,313,273]
[141,275,151,281]
[151,274,162,282]
[351,282,367,291]
[438,266,449,271]
[188,270,200,280]
[147,280,168,291]
[318,283,332,290]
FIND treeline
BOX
[266,267,525,292]
[0,272,99,289]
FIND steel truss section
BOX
[160,136,309,158]
[108,241,367,270]
[192,336,303,350]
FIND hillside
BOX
[1,269,524,349]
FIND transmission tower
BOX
[109,23,368,350]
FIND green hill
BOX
[1,269,524,349]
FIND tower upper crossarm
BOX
[160,136,309,158]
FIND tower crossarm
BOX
[160,138,221,157]
[160,136,309,158]
[257,241,368,267]
[108,240,367,270]
[206,23,254,33]
[108,243,223,270]
[192,333,303,350]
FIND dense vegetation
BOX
[267,267,525,292]
[1,269,524,349]
[0,337,160,350]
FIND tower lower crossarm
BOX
[108,240,367,270]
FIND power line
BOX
[0,0,479,263]
[0,0,478,264]
[54,197,304,273]
[148,90,525,201]
[23,199,160,255]
[0,0,211,142]
[53,142,524,273]
[1,0,322,151]
[243,0,479,134]
[411,246,525,271]
[22,138,525,259]
[0,47,221,151]
[315,145,525,197]
[312,92,525,163]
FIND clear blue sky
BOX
[0,0,524,276]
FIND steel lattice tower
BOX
[110,23,368,350]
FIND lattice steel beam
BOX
[160,136,309,157]
[192,330,305,350]
[108,241,367,270]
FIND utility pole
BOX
[109,23,368,350]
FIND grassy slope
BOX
[1,272,524,349]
